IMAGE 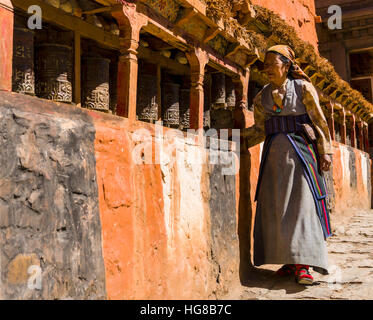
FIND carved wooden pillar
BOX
[350,114,356,148]
[186,47,209,130]
[232,69,250,129]
[363,122,369,152]
[112,3,148,121]
[0,0,14,91]
[356,120,364,151]
[326,102,335,141]
[232,69,250,110]
[340,109,347,145]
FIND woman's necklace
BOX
[271,79,288,113]
[272,104,284,113]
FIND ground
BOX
[223,209,373,300]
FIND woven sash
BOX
[264,113,311,136]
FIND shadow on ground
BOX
[240,266,322,296]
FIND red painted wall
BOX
[93,116,221,299]
[0,0,13,91]
[331,141,371,224]
[252,0,319,50]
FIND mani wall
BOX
[0,0,371,300]
[0,91,241,299]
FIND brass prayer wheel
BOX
[225,76,236,109]
[203,73,212,129]
[162,82,180,128]
[82,54,110,111]
[179,78,190,129]
[137,73,158,122]
[12,28,35,95]
[179,87,190,130]
[109,58,118,114]
[35,44,73,103]
[211,72,226,109]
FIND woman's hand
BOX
[319,154,332,171]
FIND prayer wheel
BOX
[109,57,118,114]
[35,44,73,103]
[137,73,158,122]
[179,80,190,130]
[203,73,212,129]
[225,76,236,109]
[162,82,180,128]
[211,72,226,109]
[210,108,233,130]
[12,28,35,95]
[82,54,110,111]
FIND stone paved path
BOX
[225,209,373,300]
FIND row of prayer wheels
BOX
[136,66,236,129]
[136,67,192,129]
[12,27,236,124]
[12,27,111,112]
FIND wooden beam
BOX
[93,0,114,6]
[225,43,242,59]
[203,27,222,43]
[82,7,112,15]
[244,51,259,67]
[138,46,190,75]
[12,0,119,50]
[136,1,251,74]
[175,7,198,27]
[167,0,206,17]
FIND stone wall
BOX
[0,91,242,299]
[0,92,106,299]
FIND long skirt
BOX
[253,133,329,275]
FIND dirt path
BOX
[224,209,373,300]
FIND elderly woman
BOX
[243,45,333,285]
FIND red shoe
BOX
[295,264,314,285]
[276,264,296,276]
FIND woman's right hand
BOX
[319,154,332,171]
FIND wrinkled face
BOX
[263,52,290,85]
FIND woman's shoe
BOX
[276,264,296,276]
[295,264,314,285]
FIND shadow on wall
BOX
[237,142,255,283]
[233,108,256,284]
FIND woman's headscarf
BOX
[266,45,311,83]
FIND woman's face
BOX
[263,52,290,86]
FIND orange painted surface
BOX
[0,3,13,91]
[93,118,168,299]
[93,115,213,299]
[244,110,262,217]
[332,141,371,217]
[251,0,319,50]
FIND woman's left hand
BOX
[319,154,332,171]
